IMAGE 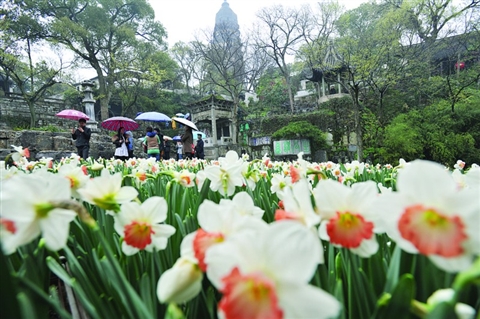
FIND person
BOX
[154,128,164,159]
[112,127,129,161]
[176,142,183,160]
[181,126,193,159]
[143,126,161,161]
[164,140,171,160]
[195,133,204,159]
[125,130,134,158]
[71,118,91,159]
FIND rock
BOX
[0,148,13,159]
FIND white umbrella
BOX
[172,117,199,131]
[135,112,171,122]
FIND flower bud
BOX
[427,289,475,319]
[91,161,104,171]
[157,257,203,304]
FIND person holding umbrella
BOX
[71,118,91,159]
[153,128,165,159]
[143,126,161,161]
[125,131,134,158]
[181,126,193,160]
[112,127,129,161]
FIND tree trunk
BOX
[232,98,239,144]
[92,65,111,121]
[27,39,36,128]
[348,83,363,162]
[100,98,109,121]
[27,99,37,128]
[353,99,363,162]
[285,75,295,113]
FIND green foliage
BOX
[31,125,63,132]
[381,94,480,166]
[17,0,169,120]
[272,120,328,152]
[2,115,30,130]
[62,87,83,109]
[254,69,289,111]
[381,112,424,162]
[258,111,328,136]
[362,108,384,162]
[0,7,64,128]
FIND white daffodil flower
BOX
[373,160,480,272]
[77,169,138,213]
[205,221,341,319]
[1,174,77,253]
[113,197,175,256]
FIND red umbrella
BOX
[101,116,139,131]
[56,109,89,121]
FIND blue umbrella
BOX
[193,131,206,138]
[173,135,182,141]
[135,112,171,122]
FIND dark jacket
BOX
[195,139,204,158]
[72,127,91,147]
[181,131,193,153]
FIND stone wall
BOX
[0,129,119,161]
[0,95,75,129]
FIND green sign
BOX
[273,139,311,155]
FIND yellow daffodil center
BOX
[326,211,374,248]
[399,205,467,257]
[93,194,120,212]
[35,203,55,218]
[423,209,448,227]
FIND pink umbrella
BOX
[101,116,139,131]
[56,109,89,121]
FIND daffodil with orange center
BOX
[206,221,340,319]
[314,180,379,257]
[373,160,480,272]
[173,170,196,187]
[57,163,89,198]
[113,197,175,256]
[274,179,320,228]
[186,199,267,272]
[0,218,18,254]
[289,164,301,184]
[326,211,374,249]
[219,268,283,319]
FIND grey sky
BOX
[150,0,366,47]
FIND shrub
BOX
[272,120,328,152]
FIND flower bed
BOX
[1,148,479,319]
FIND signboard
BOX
[274,139,311,156]
[249,136,271,146]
